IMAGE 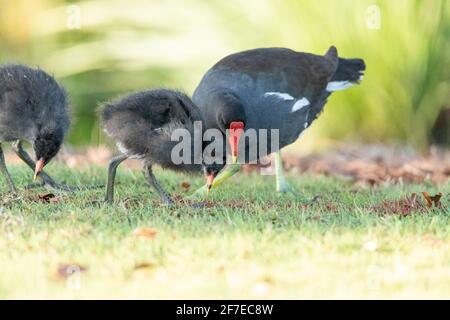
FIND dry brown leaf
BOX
[37,193,59,203]
[422,192,433,208]
[134,262,155,270]
[422,192,443,208]
[123,197,142,209]
[325,202,337,211]
[431,192,443,206]
[133,227,158,239]
[181,181,191,191]
[372,191,446,216]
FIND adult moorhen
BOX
[189,46,365,197]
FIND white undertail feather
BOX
[264,92,294,101]
[326,81,356,92]
[291,98,310,113]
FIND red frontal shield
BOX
[229,121,244,163]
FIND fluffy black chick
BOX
[0,64,71,193]
[101,88,222,205]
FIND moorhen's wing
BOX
[213,46,339,106]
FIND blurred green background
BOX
[0,0,449,151]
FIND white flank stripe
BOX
[129,153,145,160]
[326,81,356,92]
[116,142,144,159]
[116,142,129,155]
[264,92,295,101]
[291,97,310,113]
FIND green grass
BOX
[0,163,449,299]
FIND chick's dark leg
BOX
[0,144,17,194]
[104,154,127,203]
[143,163,174,206]
[11,140,77,192]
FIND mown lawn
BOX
[0,163,449,299]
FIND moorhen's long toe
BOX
[10,140,100,193]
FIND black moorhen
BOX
[190,46,365,196]
[0,64,72,193]
[100,88,221,205]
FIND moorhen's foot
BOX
[187,163,241,199]
[276,183,297,196]
[104,198,113,204]
[35,175,74,191]
[23,181,46,190]
[11,140,102,193]
[277,186,312,203]
[43,182,79,192]
[36,175,103,193]
[86,199,105,207]
[186,185,208,200]
[188,201,208,208]
[162,199,175,207]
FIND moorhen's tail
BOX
[326,57,365,92]
[331,58,366,83]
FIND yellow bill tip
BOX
[33,158,45,182]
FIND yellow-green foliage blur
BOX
[0,0,449,150]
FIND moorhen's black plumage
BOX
[190,46,365,196]
[0,64,71,193]
[101,88,221,205]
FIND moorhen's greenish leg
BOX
[143,163,174,206]
[0,144,18,194]
[274,151,312,202]
[274,151,295,194]
[187,163,241,199]
[104,154,127,203]
[11,140,78,192]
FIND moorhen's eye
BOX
[158,106,170,120]
[177,97,192,119]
